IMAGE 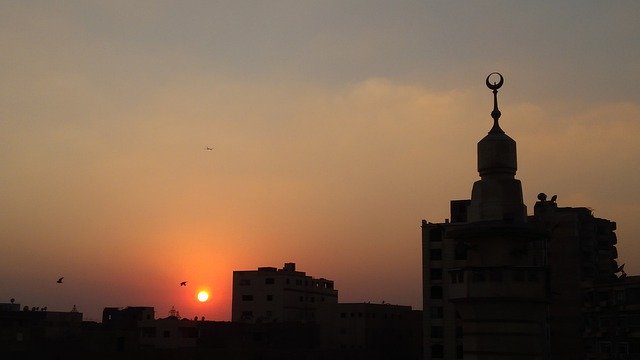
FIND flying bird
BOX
[205,146,214,151]
[180,281,187,286]
[57,277,64,284]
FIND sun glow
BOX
[197,290,209,302]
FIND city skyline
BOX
[2,1,640,321]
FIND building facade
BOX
[316,302,422,359]
[232,262,338,323]
[583,276,640,359]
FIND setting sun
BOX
[197,291,209,302]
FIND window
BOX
[454,241,467,260]
[430,229,443,242]
[430,268,443,280]
[242,295,253,301]
[456,326,463,338]
[266,295,273,301]
[451,270,464,284]
[618,342,629,355]
[472,270,485,282]
[286,278,290,285]
[296,279,302,286]
[241,311,253,320]
[489,269,503,282]
[430,286,443,299]
[431,326,443,338]
[265,278,275,285]
[430,306,443,319]
[431,344,444,358]
[599,341,612,354]
[240,279,251,286]
[430,249,442,261]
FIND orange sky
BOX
[1,2,640,321]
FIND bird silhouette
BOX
[180,281,187,286]
[57,277,64,284]
[205,146,214,151]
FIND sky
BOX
[1,1,639,321]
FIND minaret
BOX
[467,73,527,223]
[447,73,549,360]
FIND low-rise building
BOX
[232,262,338,323]
[316,302,422,359]
[0,303,83,356]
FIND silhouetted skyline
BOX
[1,2,640,322]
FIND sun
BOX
[197,290,209,302]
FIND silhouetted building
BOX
[533,200,621,359]
[102,306,155,328]
[421,74,627,360]
[232,262,338,323]
[101,306,155,353]
[0,303,83,357]
[316,302,422,359]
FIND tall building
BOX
[421,73,625,360]
[232,262,338,323]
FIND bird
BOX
[550,195,558,202]
[57,277,64,284]
[180,281,187,286]
[205,146,214,151]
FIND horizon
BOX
[2,1,640,322]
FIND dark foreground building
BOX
[421,74,633,360]
[1,302,421,359]
[0,302,83,358]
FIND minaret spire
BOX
[486,72,504,134]
[467,72,527,223]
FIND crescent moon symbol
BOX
[486,72,504,90]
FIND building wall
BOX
[423,198,625,360]
[422,218,465,360]
[583,276,640,359]
[316,303,422,359]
